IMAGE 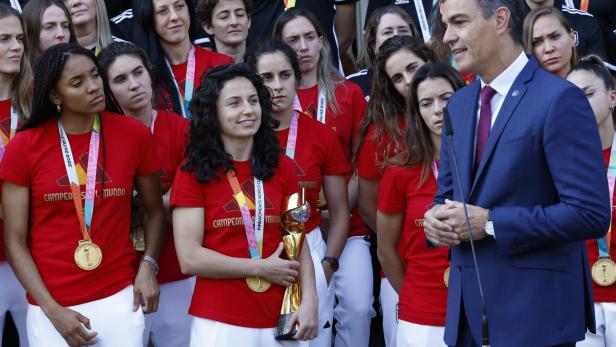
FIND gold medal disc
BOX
[74,240,102,270]
[591,258,616,286]
[444,266,450,288]
[246,276,271,293]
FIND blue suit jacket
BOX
[435,57,611,347]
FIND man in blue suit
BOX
[423,0,611,346]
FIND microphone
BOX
[443,108,490,347]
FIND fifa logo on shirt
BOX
[222,178,274,212]
[56,152,111,186]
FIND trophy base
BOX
[275,313,298,340]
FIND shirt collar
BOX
[480,52,529,97]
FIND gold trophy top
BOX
[281,188,310,234]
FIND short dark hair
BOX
[244,38,302,87]
[442,0,528,45]
[198,0,252,27]
[183,63,281,183]
[98,42,154,82]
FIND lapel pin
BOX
[512,90,520,97]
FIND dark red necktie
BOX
[475,85,497,170]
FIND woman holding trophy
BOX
[171,63,318,346]
[245,39,351,347]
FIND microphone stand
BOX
[443,109,490,347]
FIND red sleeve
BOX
[0,132,31,187]
[174,115,190,169]
[357,128,381,179]
[323,126,350,176]
[351,82,367,143]
[170,166,204,208]
[377,166,408,214]
[135,124,160,176]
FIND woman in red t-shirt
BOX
[246,38,351,346]
[1,43,165,347]
[567,56,616,346]
[273,9,373,346]
[133,0,233,118]
[0,5,33,346]
[171,63,317,346]
[355,34,436,346]
[377,63,464,347]
[98,41,192,347]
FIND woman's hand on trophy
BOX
[258,243,300,286]
[289,295,318,341]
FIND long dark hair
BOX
[22,43,121,130]
[397,63,464,184]
[183,63,281,183]
[353,35,436,168]
[132,0,202,115]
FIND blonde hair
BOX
[94,0,112,51]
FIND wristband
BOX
[142,255,159,275]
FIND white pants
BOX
[306,227,335,347]
[189,317,308,347]
[578,302,616,347]
[0,261,28,346]
[333,236,375,347]
[396,320,446,347]
[380,277,399,347]
[27,285,144,347]
[143,276,195,347]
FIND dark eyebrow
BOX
[444,13,468,24]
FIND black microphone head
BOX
[444,108,454,136]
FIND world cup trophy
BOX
[275,188,310,340]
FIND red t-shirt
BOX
[275,113,349,232]
[170,46,233,100]
[170,157,299,328]
[0,112,159,307]
[587,148,616,302]
[155,47,233,113]
[0,99,14,262]
[151,111,190,284]
[357,120,406,180]
[378,164,449,326]
[296,80,369,237]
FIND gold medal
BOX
[74,240,102,270]
[444,266,450,287]
[131,227,145,252]
[246,276,271,293]
[591,258,616,286]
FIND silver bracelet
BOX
[142,255,159,275]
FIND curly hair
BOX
[353,35,436,168]
[183,63,281,183]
